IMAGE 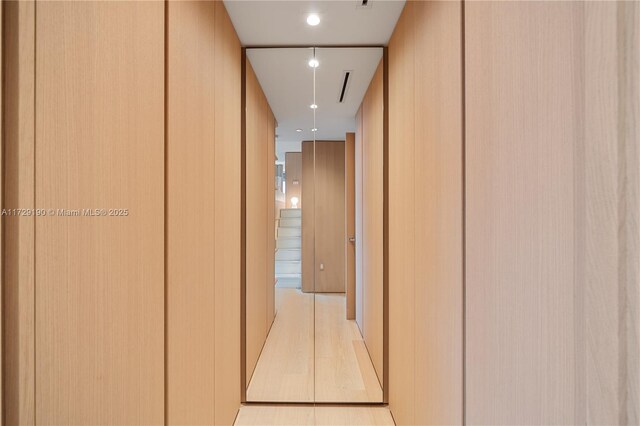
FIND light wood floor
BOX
[234,405,395,426]
[246,289,383,403]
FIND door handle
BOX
[348,237,356,243]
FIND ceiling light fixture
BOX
[310,104,318,109]
[308,58,319,68]
[312,128,318,132]
[306,14,320,26]
[296,128,302,132]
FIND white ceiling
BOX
[228,1,403,162]
[247,47,382,162]
[224,1,405,46]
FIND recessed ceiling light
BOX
[308,58,319,68]
[306,14,320,26]
[296,128,302,132]
[310,104,318,109]
[311,128,318,132]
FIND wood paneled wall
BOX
[245,60,276,387]
[4,2,244,424]
[285,152,302,209]
[345,133,356,320]
[465,2,640,424]
[301,142,315,292]
[3,1,36,423]
[167,2,241,425]
[387,2,463,425]
[301,141,346,293]
[35,2,165,424]
[355,113,364,329]
[355,61,384,386]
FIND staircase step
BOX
[277,237,301,249]
[275,275,301,289]
[279,217,301,228]
[278,227,301,237]
[280,208,301,218]
[275,249,301,261]
[275,260,301,274]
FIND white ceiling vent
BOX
[338,71,353,103]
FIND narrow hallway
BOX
[2,1,637,425]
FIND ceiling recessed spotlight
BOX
[311,128,318,132]
[296,128,302,132]
[306,14,320,26]
[310,104,318,109]
[308,58,319,68]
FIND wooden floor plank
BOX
[234,406,395,426]
[246,289,382,403]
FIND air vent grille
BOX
[338,71,352,103]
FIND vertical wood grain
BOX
[245,61,267,386]
[387,2,463,424]
[466,2,639,423]
[345,132,356,320]
[266,108,276,327]
[412,3,463,424]
[361,61,384,387]
[388,3,416,423]
[582,2,639,424]
[167,2,217,423]
[3,1,35,423]
[35,2,164,424]
[315,141,346,293]
[301,141,345,294]
[355,111,364,330]
[245,58,276,387]
[213,3,242,423]
[466,3,580,423]
[301,141,315,293]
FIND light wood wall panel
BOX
[301,142,315,292]
[388,5,416,423]
[245,60,276,386]
[4,2,244,424]
[582,3,639,423]
[266,108,276,327]
[355,112,364,329]
[345,133,356,320]
[355,62,384,386]
[466,2,639,424]
[412,3,463,424]
[34,2,165,424]
[285,152,302,209]
[213,3,242,422]
[388,2,463,424]
[167,3,242,423]
[167,2,215,423]
[3,1,36,423]
[301,141,346,293]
